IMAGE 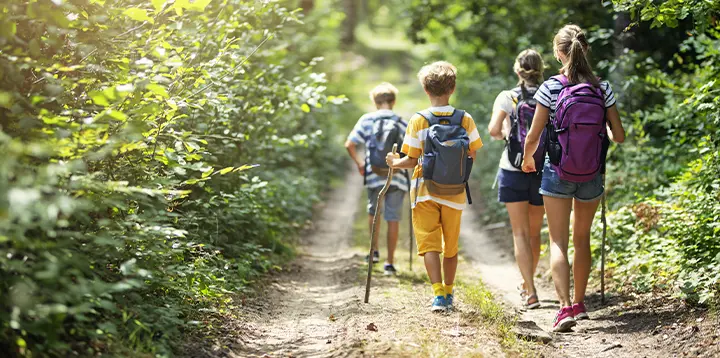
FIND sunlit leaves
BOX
[0,0,341,355]
[124,8,154,24]
[151,0,165,11]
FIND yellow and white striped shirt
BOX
[401,106,483,210]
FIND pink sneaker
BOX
[572,302,589,320]
[552,306,577,332]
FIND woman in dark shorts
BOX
[488,49,545,309]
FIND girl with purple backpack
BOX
[522,24,625,332]
[488,49,546,310]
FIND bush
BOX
[0,0,344,356]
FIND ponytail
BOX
[513,49,545,95]
[554,25,600,88]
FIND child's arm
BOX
[488,110,508,140]
[344,140,365,175]
[605,105,625,143]
[386,153,418,170]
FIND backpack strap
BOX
[448,110,465,126]
[417,110,438,126]
[550,74,569,86]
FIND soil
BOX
[185,169,508,357]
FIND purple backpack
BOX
[547,75,607,182]
[507,87,546,171]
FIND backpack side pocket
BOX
[422,153,435,181]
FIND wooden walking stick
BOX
[404,170,414,271]
[364,144,397,304]
[600,174,607,305]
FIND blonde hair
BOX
[553,24,600,88]
[513,49,544,89]
[417,61,457,97]
[369,82,398,105]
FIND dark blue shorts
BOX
[497,169,544,206]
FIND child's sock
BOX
[444,283,454,296]
[432,282,445,297]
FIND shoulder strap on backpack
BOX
[417,110,439,126]
[448,109,465,126]
[550,74,569,86]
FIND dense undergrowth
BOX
[406,1,720,303]
[0,0,345,356]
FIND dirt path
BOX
[460,206,720,358]
[225,169,507,358]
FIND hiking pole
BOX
[404,170,414,272]
[600,174,607,305]
[364,144,397,304]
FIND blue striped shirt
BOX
[534,77,616,111]
[348,110,410,191]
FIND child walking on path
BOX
[488,49,546,310]
[345,82,408,275]
[386,61,483,311]
[522,25,625,332]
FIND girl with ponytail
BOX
[521,24,626,332]
[488,49,546,310]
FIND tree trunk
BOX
[341,0,357,48]
[300,0,314,14]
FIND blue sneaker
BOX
[446,294,454,311]
[431,295,448,312]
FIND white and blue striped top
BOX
[534,77,617,111]
[347,109,410,191]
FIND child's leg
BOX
[383,188,405,265]
[386,221,399,264]
[412,201,443,295]
[571,198,601,304]
[544,196,573,307]
[367,188,381,252]
[528,204,545,276]
[506,201,536,297]
[439,205,463,293]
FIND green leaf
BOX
[124,8,154,24]
[151,0,165,11]
[146,84,169,98]
[89,91,110,107]
[236,164,260,172]
[218,166,234,175]
[301,103,311,113]
[103,110,128,121]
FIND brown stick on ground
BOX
[364,144,397,304]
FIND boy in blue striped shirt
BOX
[345,82,408,275]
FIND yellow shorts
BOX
[412,200,462,258]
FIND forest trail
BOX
[229,168,507,358]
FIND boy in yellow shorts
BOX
[386,61,483,311]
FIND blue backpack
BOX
[366,113,403,177]
[417,109,473,204]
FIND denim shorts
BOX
[367,186,405,221]
[497,169,544,206]
[539,161,604,202]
